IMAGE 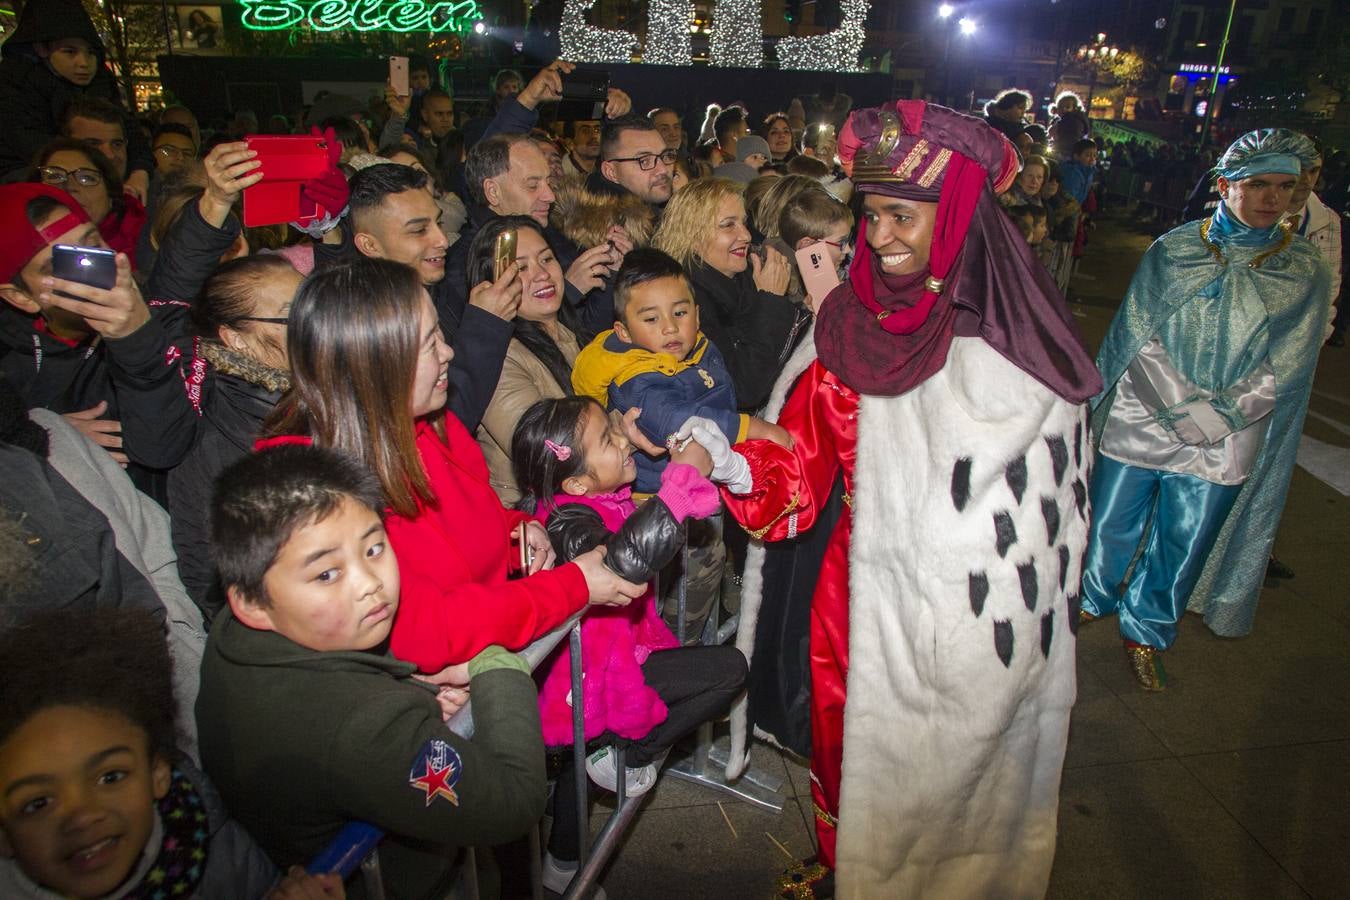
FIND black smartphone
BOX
[51,244,117,290]
[558,67,610,121]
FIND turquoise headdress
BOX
[1214,128,1317,181]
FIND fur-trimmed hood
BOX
[550,177,656,250]
[199,341,290,394]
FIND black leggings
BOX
[548,644,747,861]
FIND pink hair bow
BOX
[545,439,572,462]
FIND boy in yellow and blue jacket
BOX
[572,248,789,494]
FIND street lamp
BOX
[959,16,977,36]
[938,3,954,18]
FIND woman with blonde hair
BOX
[652,177,802,410]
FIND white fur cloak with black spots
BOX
[835,336,1089,899]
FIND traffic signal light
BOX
[785,0,801,24]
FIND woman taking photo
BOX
[652,177,803,411]
[263,258,645,673]
[469,216,582,506]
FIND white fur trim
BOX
[835,338,1086,899]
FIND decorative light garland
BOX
[709,0,762,68]
[643,0,693,66]
[775,0,870,71]
[240,0,480,33]
[560,0,639,63]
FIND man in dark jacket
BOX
[0,184,195,493]
[0,0,152,199]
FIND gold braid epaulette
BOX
[1199,217,1295,269]
[742,492,801,540]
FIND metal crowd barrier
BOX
[306,521,787,899]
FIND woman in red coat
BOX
[262,257,645,677]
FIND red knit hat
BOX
[0,183,90,284]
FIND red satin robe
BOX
[722,360,857,868]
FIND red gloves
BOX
[299,126,348,219]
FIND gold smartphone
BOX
[494,229,517,281]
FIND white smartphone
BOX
[795,242,842,310]
[389,56,410,97]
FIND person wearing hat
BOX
[686,100,1102,898]
[713,135,771,185]
[0,183,196,486]
[1082,129,1333,690]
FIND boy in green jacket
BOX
[195,443,547,898]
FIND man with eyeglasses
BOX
[151,123,197,177]
[594,114,675,208]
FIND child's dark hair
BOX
[510,397,602,513]
[612,247,689,323]
[210,443,384,606]
[0,608,178,761]
[1072,138,1097,158]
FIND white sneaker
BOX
[584,746,658,797]
[542,852,607,899]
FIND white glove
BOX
[675,416,754,494]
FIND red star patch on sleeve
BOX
[409,738,462,807]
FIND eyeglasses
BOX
[605,149,678,171]
[819,239,850,250]
[238,316,288,325]
[38,165,102,188]
[154,145,193,160]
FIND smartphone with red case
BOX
[795,242,842,309]
[241,135,330,227]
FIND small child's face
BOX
[0,706,170,899]
[235,497,401,653]
[42,39,97,87]
[1031,217,1049,245]
[614,275,700,360]
[567,404,637,495]
[1076,147,1098,166]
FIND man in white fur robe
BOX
[687,101,1103,898]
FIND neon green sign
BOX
[241,0,481,33]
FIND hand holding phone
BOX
[494,229,518,282]
[795,242,843,313]
[389,56,410,98]
[42,247,149,340]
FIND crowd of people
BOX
[0,1,1342,898]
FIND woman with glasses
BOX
[31,138,146,269]
[167,254,304,620]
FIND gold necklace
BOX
[1199,218,1294,269]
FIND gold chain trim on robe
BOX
[1199,217,1295,269]
[812,801,838,828]
[743,492,801,540]
[841,492,853,509]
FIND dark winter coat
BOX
[168,344,288,621]
[0,0,152,181]
[196,611,547,899]
[686,260,802,412]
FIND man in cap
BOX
[691,100,1102,898]
[0,183,194,481]
[1083,129,1333,689]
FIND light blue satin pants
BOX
[1082,455,1242,649]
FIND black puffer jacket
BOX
[0,0,152,181]
[687,261,802,412]
[168,344,288,621]
[545,478,701,581]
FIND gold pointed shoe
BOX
[1124,642,1167,692]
